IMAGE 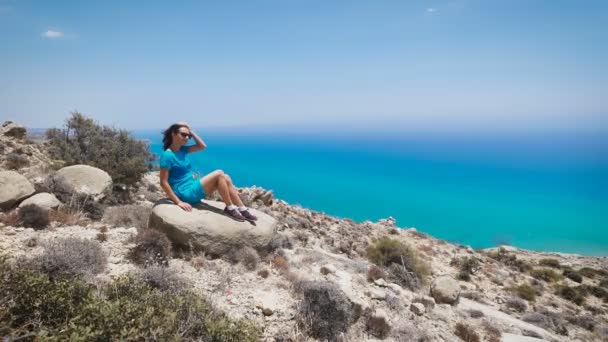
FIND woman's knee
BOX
[224,173,232,185]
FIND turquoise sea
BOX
[137,129,608,256]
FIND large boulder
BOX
[19,192,61,211]
[149,200,277,255]
[430,275,461,305]
[0,171,35,210]
[53,165,112,201]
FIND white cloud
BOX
[426,7,436,13]
[42,30,63,39]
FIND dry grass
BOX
[102,205,151,229]
[454,322,480,342]
[271,255,290,273]
[49,206,87,226]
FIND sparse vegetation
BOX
[563,268,583,283]
[556,285,586,306]
[538,258,561,269]
[365,313,391,338]
[486,247,531,272]
[505,297,528,312]
[530,267,562,283]
[454,322,480,342]
[0,256,260,341]
[137,265,185,292]
[512,283,537,301]
[102,204,151,228]
[128,229,172,266]
[257,269,270,278]
[231,246,260,271]
[20,237,106,277]
[5,152,29,170]
[450,256,481,281]
[46,111,156,186]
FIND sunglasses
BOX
[178,132,192,139]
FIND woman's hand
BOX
[177,201,193,212]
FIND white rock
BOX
[410,302,426,316]
[149,200,276,255]
[430,275,461,305]
[368,287,387,300]
[18,192,61,211]
[53,165,112,201]
[374,278,388,287]
[0,171,35,210]
[320,264,337,275]
[387,283,402,294]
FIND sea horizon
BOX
[133,128,608,257]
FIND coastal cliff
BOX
[1,121,607,341]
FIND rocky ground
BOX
[1,121,607,341]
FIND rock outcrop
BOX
[1,121,26,139]
[0,171,35,210]
[148,200,276,255]
[18,192,61,211]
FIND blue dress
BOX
[159,145,206,204]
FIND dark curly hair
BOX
[162,124,188,150]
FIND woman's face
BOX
[173,127,191,145]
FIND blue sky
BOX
[0,0,607,133]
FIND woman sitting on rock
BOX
[159,122,257,222]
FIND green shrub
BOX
[556,285,586,306]
[46,111,156,186]
[17,204,50,229]
[486,248,531,272]
[23,237,106,277]
[563,269,583,283]
[367,237,429,284]
[538,258,561,269]
[512,283,537,301]
[128,229,172,266]
[530,268,562,283]
[0,257,260,341]
[450,256,481,281]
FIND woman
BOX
[159,122,257,222]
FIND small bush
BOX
[128,229,172,266]
[191,256,205,270]
[563,269,583,283]
[505,297,528,312]
[367,264,386,282]
[297,281,355,341]
[233,246,260,271]
[102,205,151,228]
[257,269,270,278]
[530,268,562,283]
[482,320,501,342]
[386,262,421,290]
[451,256,481,281]
[522,308,569,336]
[600,278,608,289]
[61,192,106,220]
[17,204,50,229]
[46,111,156,186]
[24,237,106,277]
[579,267,599,279]
[271,255,289,273]
[137,265,184,292]
[538,258,561,269]
[5,152,29,170]
[454,322,480,342]
[365,313,391,339]
[0,258,260,341]
[512,283,537,301]
[556,285,585,306]
[268,233,294,251]
[96,232,108,242]
[367,237,429,284]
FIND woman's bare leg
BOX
[201,170,232,206]
[224,174,245,207]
